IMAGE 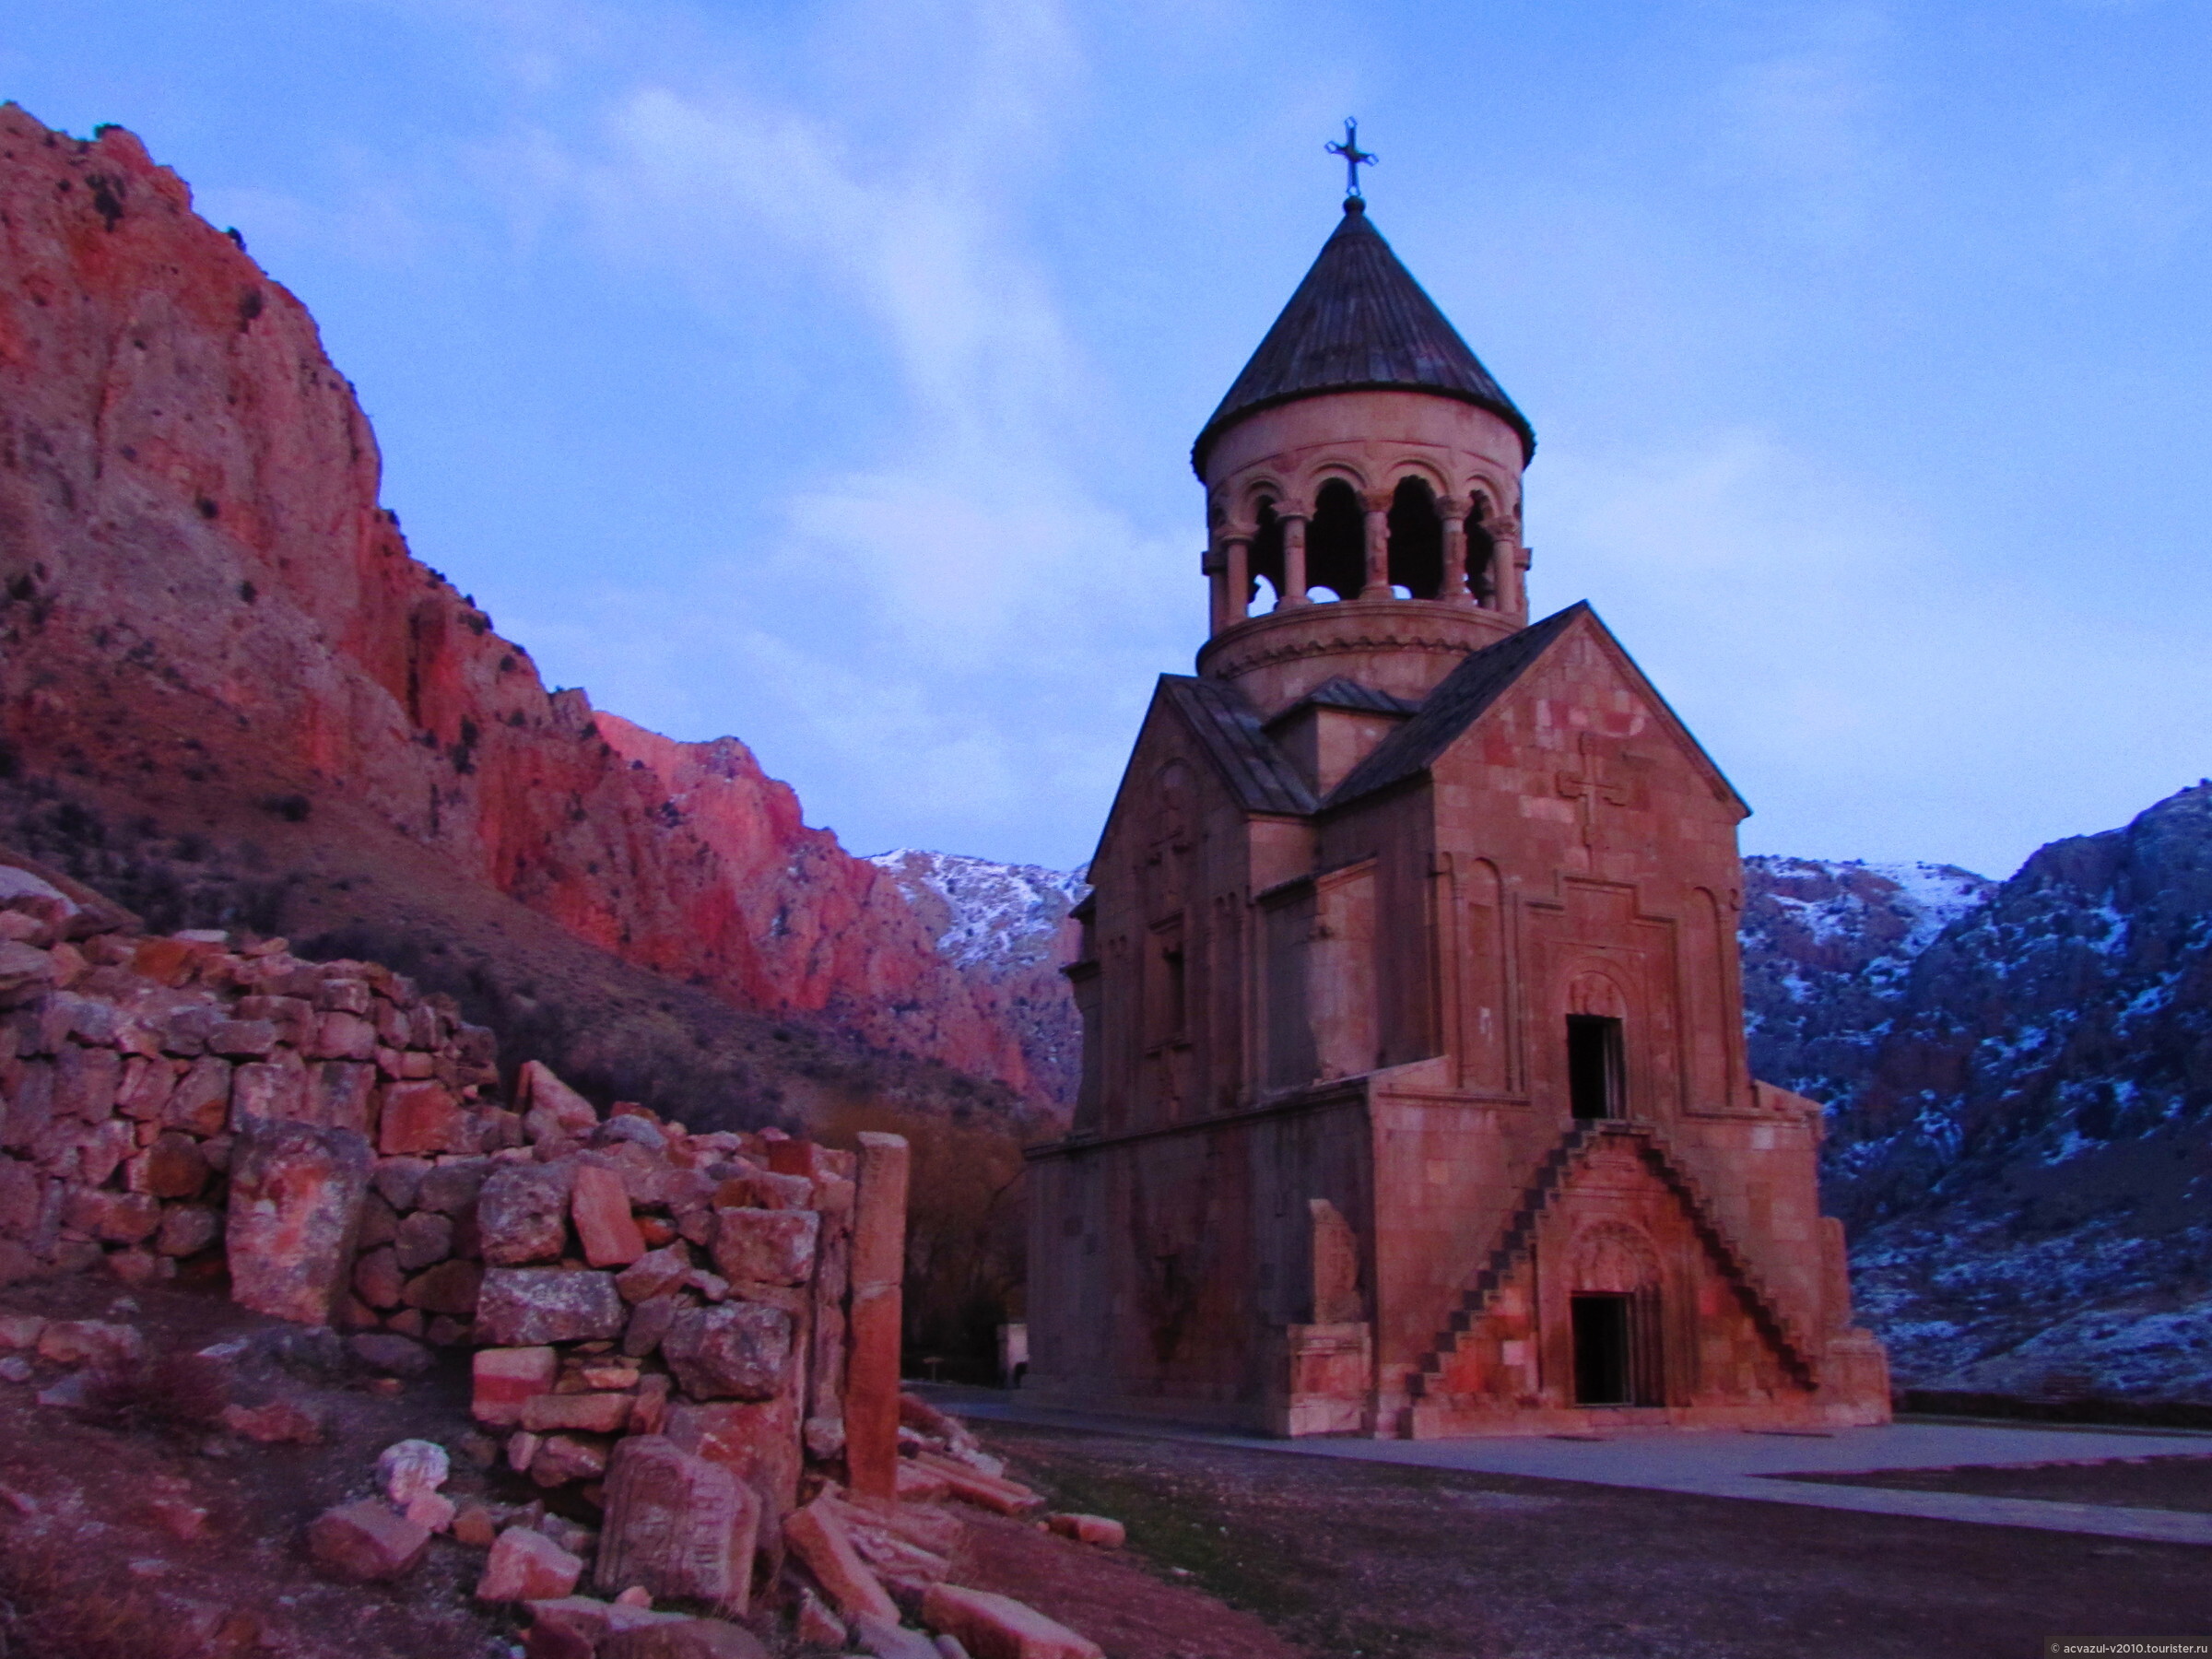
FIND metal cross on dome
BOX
[1326,118,1378,198]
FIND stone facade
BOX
[1026,198,1889,1438]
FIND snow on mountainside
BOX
[867,851,1089,971]
[1828,782,2212,1401]
[1739,856,1996,1113]
[867,850,1089,1112]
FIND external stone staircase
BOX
[1406,1119,1819,1406]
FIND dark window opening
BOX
[1162,943,1187,1040]
[1568,1014,1623,1120]
[1571,1294,1632,1405]
[1305,479,1366,601]
[1385,477,1442,598]
[1249,499,1286,607]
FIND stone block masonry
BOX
[0,852,1099,1655]
[0,870,508,1293]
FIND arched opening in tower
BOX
[1386,477,1443,599]
[1248,499,1287,608]
[1466,498,1500,606]
[1305,479,1365,602]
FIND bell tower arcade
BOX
[1194,194,1537,720]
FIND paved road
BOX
[932,1392,2212,1547]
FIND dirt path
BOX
[974,1420,2212,1659]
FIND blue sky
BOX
[9,1,2212,877]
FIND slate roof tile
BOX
[1193,199,1535,475]
[1160,676,1318,817]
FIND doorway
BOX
[1571,1293,1632,1405]
[1571,1288,1664,1406]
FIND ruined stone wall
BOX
[0,862,507,1292]
[0,854,912,1547]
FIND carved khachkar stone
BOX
[225,1120,373,1324]
[595,1434,760,1613]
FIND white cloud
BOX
[1535,426,2212,876]
[1708,4,1899,244]
[449,0,1189,863]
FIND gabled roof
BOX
[1325,606,1583,806]
[1322,604,1748,815]
[1192,199,1535,477]
[1159,676,1319,817]
[1265,677,1422,725]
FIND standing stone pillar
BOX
[1277,514,1310,608]
[1503,537,1530,618]
[1223,534,1251,626]
[1359,496,1391,599]
[845,1131,910,1501]
[1439,499,1471,606]
[1202,543,1228,634]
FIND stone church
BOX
[1025,191,1891,1438]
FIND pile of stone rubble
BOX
[0,853,1125,1655]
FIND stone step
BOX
[1411,1117,1821,1394]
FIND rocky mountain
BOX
[0,107,1047,1126]
[1708,826,2212,1402]
[1829,782,2212,1400]
[865,851,1088,1109]
[1738,856,1996,1112]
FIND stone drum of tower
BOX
[1194,196,1536,720]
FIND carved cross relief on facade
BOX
[1556,731,1641,847]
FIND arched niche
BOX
[1385,476,1443,599]
[1305,478,1365,602]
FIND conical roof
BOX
[1191,198,1534,477]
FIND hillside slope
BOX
[0,107,1044,1120]
[1830,783,2212,1398]
[866,850,1088,1108]
[1739,856,1995,1112]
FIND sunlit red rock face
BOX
[592,716,1033,1091]
[0,107,1037,1102]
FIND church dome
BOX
[1191,198,1535,477]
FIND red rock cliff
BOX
[0,108,1037,1100]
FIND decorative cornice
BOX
[1198,600,1518,679]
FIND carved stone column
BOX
[1203,540,1228,634]
[1278,514,1310,608]
[1439,496,1473,607]
[1359,494,1391,599]
[1224,533,1251,626]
